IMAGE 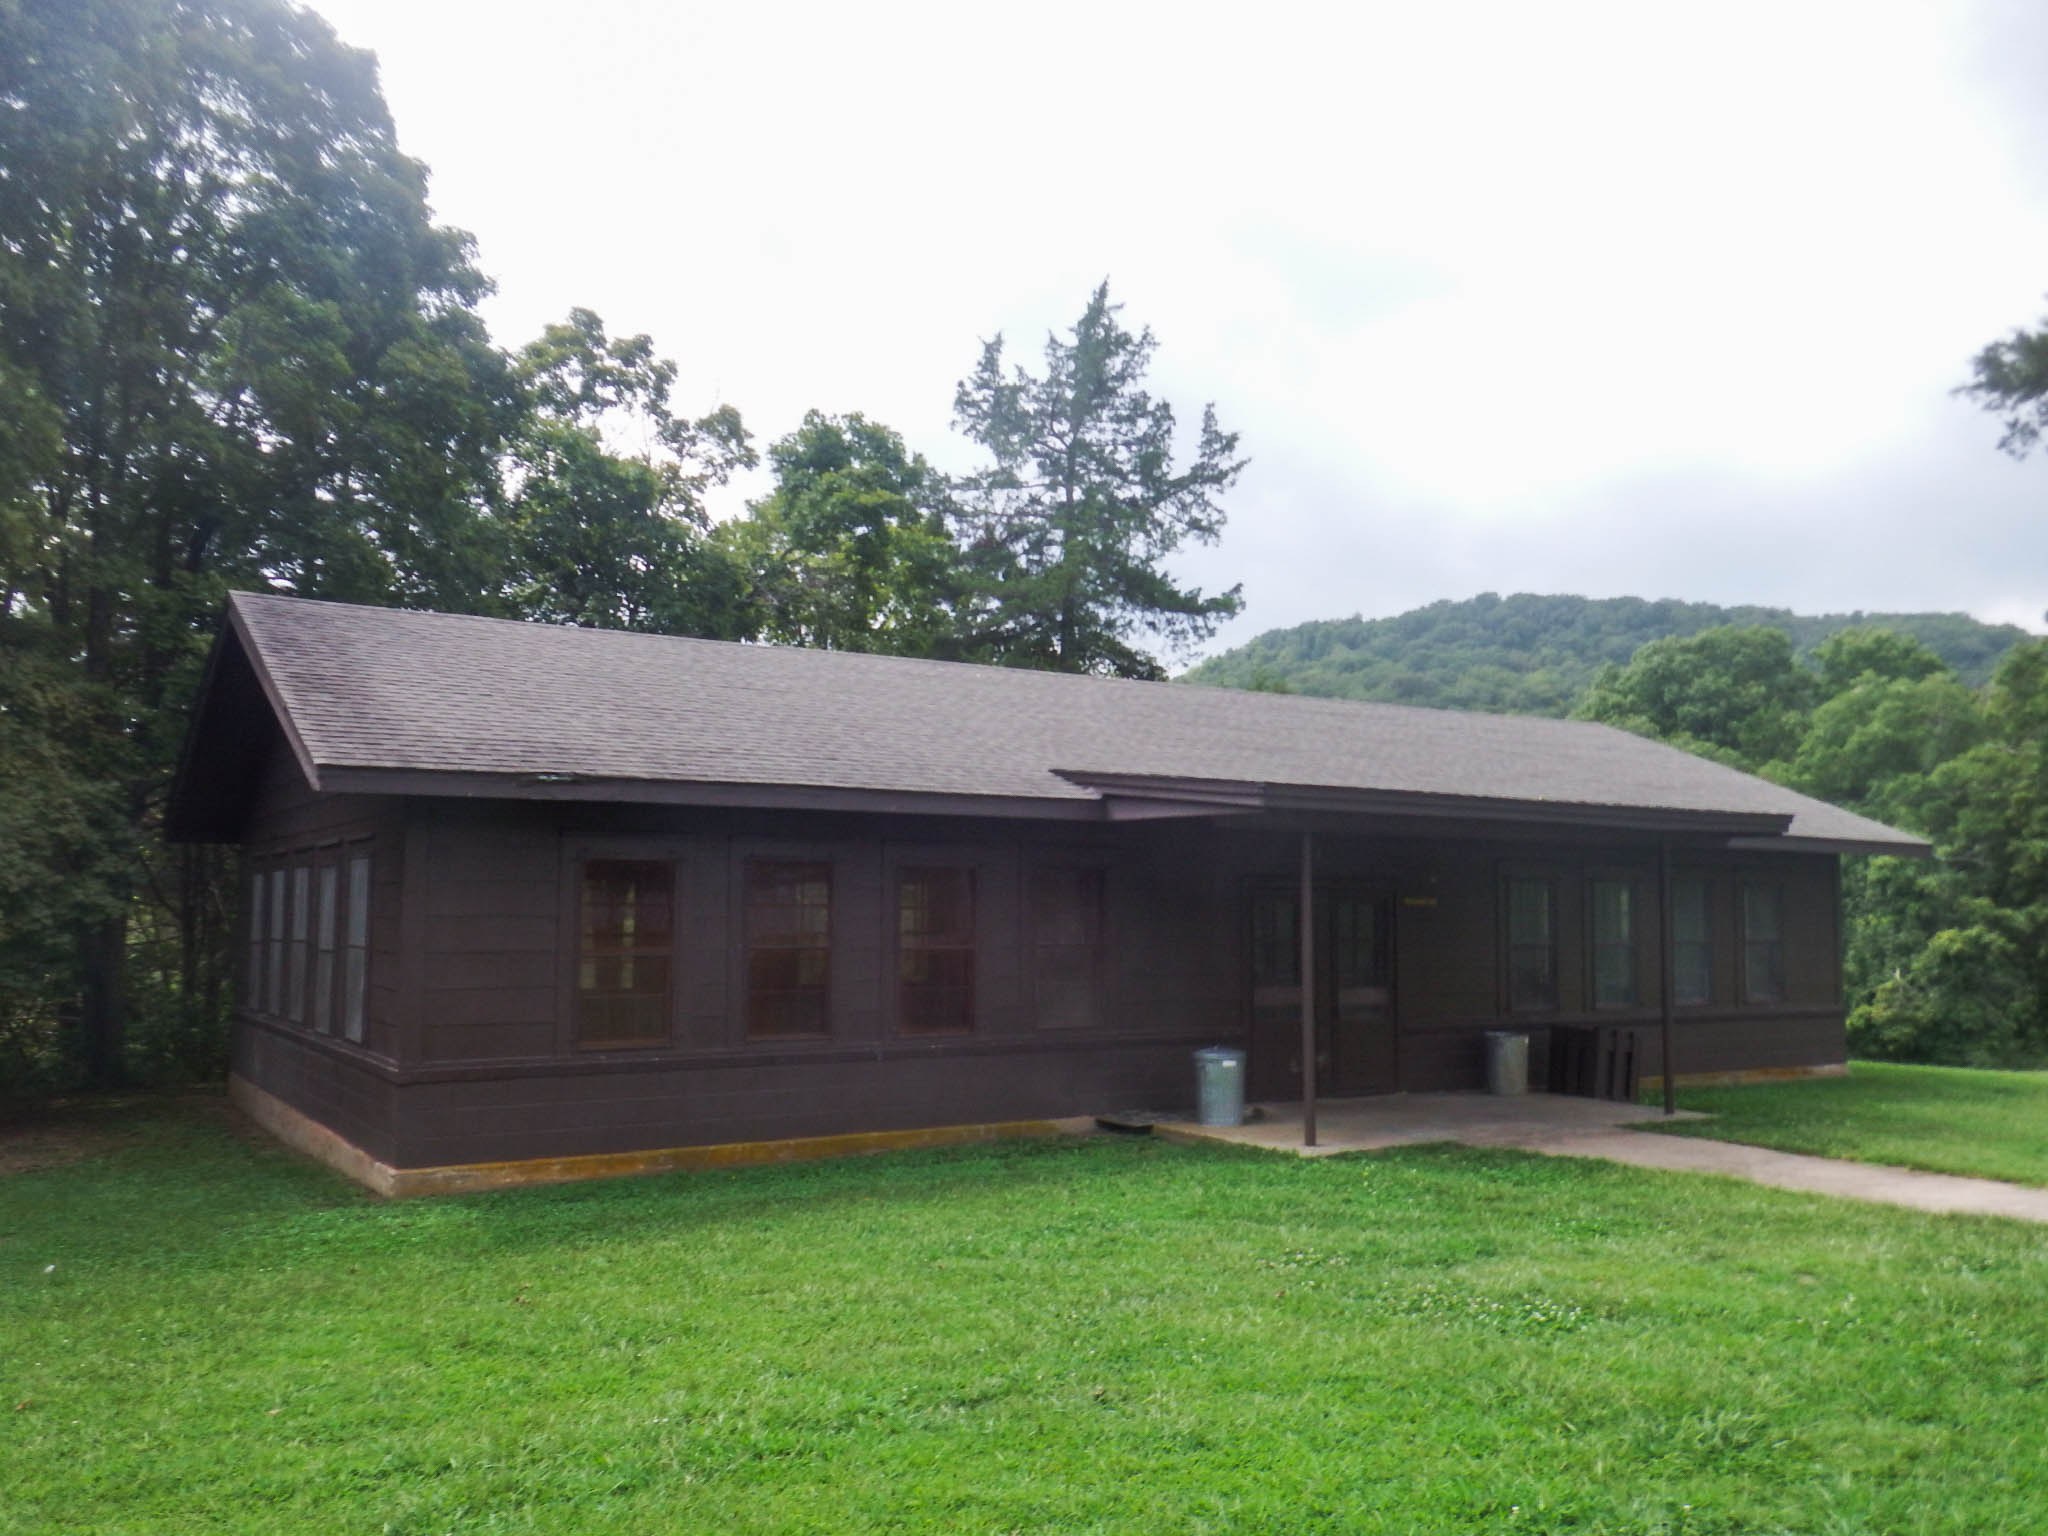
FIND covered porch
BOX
[1154,1090,1705,1158]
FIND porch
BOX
[1155,1090,1704,1157]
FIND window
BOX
[898,867,975,1035]
[576,859,673,1047]
[1672,877,1712,1006]
[1589,879,1635,1008]
[265,868,286,1015]
[1742,883,1784,1003]
[1251,889,1300,989]
[746,860,831,1039]
[312,864,338,1034]
[1506,877,1556,1011]
[286,866,311,1022]
[1032,867,1104,1029]
[1332,892,1389,993]
[247,872,265,1006]
[343,853,371,1043]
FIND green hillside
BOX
[1182,592,2031,715]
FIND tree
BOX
[1573,626,1816,770]
[0,0,517,1082]
[1790,673,1985,811]
[1810,627,1949,698]
[1961,306,2048,458]
[723,411,962,655]
[950,282,1245,678]
[503,309,754,635]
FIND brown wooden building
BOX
[168,594,1928,1193]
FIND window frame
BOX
[242,839,375,1049]
[246,866,266,1010]
[743,857,834,1042]
[573,856,677,1051]
[312,857,338,1035]
[1503,873,1559,1014]
[1587,875,1637,1011]
[341,846,372,1044]
[1740,880,1786,1005]
[265,867,286,1017]
[1028,863,1107,1031]
[895,864,977,1037]
[1671,874,1714,1008]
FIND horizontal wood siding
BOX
[384,807,1242,1164]
[232,1020,397,1163]
[419,814,559,1062]
[237,784,1851,1170]
[388,1037,1203,1168]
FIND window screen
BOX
[577,859,673,1047]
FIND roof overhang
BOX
[167,594,1926,858]
[165,609,318,843]
[1725,833,1934,859]
[1053,770,1796,839]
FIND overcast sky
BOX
[311,0,2048,656]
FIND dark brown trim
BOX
[1659,837,1676,1116]
[238,1009,1228,1085]
[237,1008,401,1074]
[1058,771,1795,838]
[1725,834,1930,857]
[320,769,1105,822]
[398,814,431,1066]
[1395,1004,1843,1037]
[1299,830,1316,1148]
[225,599,325,794]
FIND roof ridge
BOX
[226,590,1635,733]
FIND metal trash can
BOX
[1194,1046,1246,1127]
[1485,1030,1530,1096]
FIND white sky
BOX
[310,0,2048,655]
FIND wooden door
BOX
[1246,885,1398,1100]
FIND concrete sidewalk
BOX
[1156,1092,2048,1224]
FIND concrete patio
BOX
[1154,1091,1701,1156]
[1153,1091,2048,1223]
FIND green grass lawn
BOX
[3,1094,2046,1535]
[1656,1061,2048,1187]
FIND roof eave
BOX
[314,767,1110,822]
[225,592,324,793]
[1056,770,1795,838]
[1725,833,1935,859]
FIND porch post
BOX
[1659,835,1676,1117]
[1300,828,1317,1148]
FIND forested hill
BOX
[1182,593,2031,715]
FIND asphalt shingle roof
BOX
[226,592,1929,852]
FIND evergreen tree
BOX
[1962,305,2048,459]
[950,283,1245,678]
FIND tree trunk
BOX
[78,910,128,1086]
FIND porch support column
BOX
[1659,835,1676,1117]
[1300,829,1317,1148]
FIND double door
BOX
[1247,884,1397,1101]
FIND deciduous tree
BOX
[1573,626,1816,770]
[0,0,516,1081]
[723,411,961,655]
[503,310,753,635]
